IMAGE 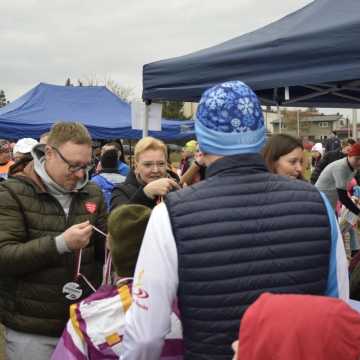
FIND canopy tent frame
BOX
[142,0,360,111]
[259,80,360,107]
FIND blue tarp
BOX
[0,83,194,140]
[143,0,360,108]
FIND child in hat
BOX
[51,204,183,359]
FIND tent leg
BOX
[277,105,281,134]
[143,105,149,138]
[353,109,358,141]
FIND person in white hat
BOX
[13,138,38,161]
[311,142,324,168]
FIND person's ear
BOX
[134,161,139,175]
[44,145,53,160]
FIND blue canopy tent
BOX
[142,0,360,108]
[0,83,194,140]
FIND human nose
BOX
[295,162,303,172]
[72,168,86,177]
[151,163,162,171]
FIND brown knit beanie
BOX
[108,204,151,277]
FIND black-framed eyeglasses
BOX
[51,146,94,173]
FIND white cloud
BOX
[1,0,318,103]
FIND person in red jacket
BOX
[232,293,360,360]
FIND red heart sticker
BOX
[85,202,97,214]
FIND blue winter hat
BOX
[195,81,265,155]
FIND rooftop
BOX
[272,114,342,124]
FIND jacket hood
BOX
[99,172,126,185]
[92,173,125,191]
[237,293,360,360]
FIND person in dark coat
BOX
[91,149,126,210]
[96,141,130,177]
[120,81,348,360]
[0,122,107,360]
[324,130,341,153]
[111,137,179,211]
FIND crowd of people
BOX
[0,80,360,359]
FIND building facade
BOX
[272,114,343,140]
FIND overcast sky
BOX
[1,0,317,100]
[2,0,354,119]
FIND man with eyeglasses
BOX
[0,122,107,360]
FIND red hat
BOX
[236,293,360,360]
[348,143,360,157]
[303,142,313,151]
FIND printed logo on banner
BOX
[85,202,97,214]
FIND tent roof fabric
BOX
[0,83,194,140]
[142,0,360,108]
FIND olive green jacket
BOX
[0,162,107,336]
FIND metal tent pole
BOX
[277,105,281,134]
[353,109,358,140]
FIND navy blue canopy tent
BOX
[0,83,194,140]
[143,0,360,108]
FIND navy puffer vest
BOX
[165,154,331,360]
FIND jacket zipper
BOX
[46,192,80,280]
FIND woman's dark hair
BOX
[262,134,304,173]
